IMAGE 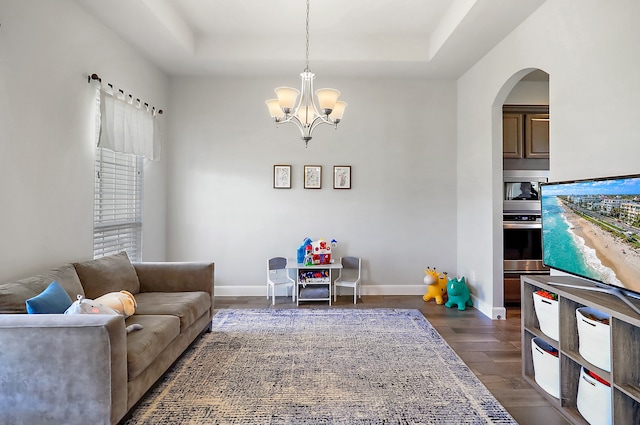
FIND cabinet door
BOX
[504,275,521,304]
[525,114,549,158]
[503,113,523,158]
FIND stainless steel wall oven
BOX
[503,215,546,273]
[503,170,549,304]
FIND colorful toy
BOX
[297,237,337,265]
[311,239,332,265]
[298,269,330,284]
[65,295,143,333]
[445,276,473,311]
[95,290,137,318]
[304,244,313,265]
[422,267,448,305]
[297,237,313,264]
[535,289,558,301]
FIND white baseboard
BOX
[215,284,426,297]
[471,294,507,320]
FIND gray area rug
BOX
[125,309,517,424]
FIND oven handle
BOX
[503,222,542,230]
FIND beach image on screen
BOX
[542,177,640,293]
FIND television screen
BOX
[541,174,640,294]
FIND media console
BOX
[545,280,640,316]
[522,274,640,424]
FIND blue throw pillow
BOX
[25,281,73,314]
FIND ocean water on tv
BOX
[542,196,600,281]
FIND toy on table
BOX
[422,267,448,305]
[304,245,313,266]
[297,237,337,265]
[297,237,313,264]
[311,239,332,265]
[445,276,473,311]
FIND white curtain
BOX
[98,87,162,160]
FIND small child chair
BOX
[266,257,296,305]
[334,256,362,304]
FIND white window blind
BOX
[94,148,143,261]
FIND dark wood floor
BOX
[215,294,571,425]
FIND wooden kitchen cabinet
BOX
[525,113,550,158]
[503,113,523,158]
[504,273,522,305]
[503,106,549,159]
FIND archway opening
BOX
[493,69,550,310]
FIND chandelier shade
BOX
[274,87,300,113]
[315,88,340,114]
[330,101,347,121]
[265,99,284,119]
[265,0,347,147]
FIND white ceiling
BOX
[74,0,547,78]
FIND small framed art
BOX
[304,165,322,189]
[273,165,291,189]
[333,165,351,189]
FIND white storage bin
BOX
[531,337,560,399]
[577,367,612,425]
[576,307,611,372]
[533,291,559,341]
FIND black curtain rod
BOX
[88,73,163,114]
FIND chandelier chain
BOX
[305,0,310,72]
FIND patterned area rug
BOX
[125,309,517,424]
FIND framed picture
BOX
[333,165,351,189]
[304,165,322,189]
[273,165,291,189]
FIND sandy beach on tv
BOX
[561,204,640,293]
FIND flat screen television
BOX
[541,174,640,312]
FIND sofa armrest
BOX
[133,261,214,305]
[0,314,128,425]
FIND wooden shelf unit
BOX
[288,262,343,306]
[522,274,640,425]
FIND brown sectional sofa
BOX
[0,252,214,425]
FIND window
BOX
[93,148,143,261]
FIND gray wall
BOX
[166,77,458,295]
[0,0,168,282]
[457,0,640,318]
[3,0,639,320]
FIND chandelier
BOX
[265,0,347,147]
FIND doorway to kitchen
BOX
[502,69,550,305]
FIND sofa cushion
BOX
[133,292,211,332]
[125,314,180,380]
[45,264,86,300]
[74,252,140,299]
[25,281,73,314]
[0,264,85,314]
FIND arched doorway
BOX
[494,69,550,309]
